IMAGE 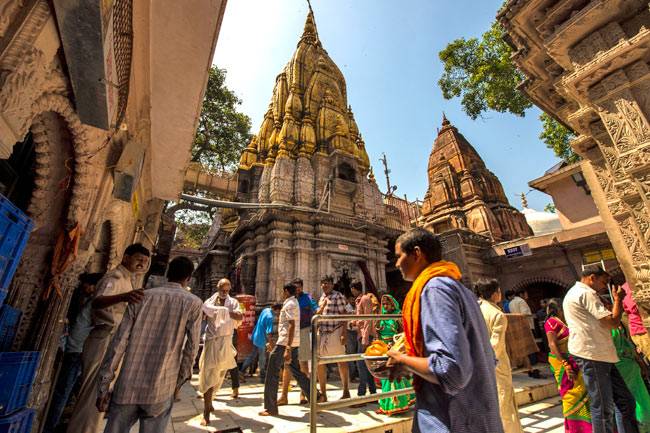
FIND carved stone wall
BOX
[231,211,389,304]
[500,0,650,311]
[0,1,162,427]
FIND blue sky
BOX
[213,0,561,211]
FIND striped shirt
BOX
[98,282,203,405]
[318,290,347,334]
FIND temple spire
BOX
[301,1,320,45]
[442,112,450,127]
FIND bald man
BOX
[199,279,243,426]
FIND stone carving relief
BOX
[293,156,315,206]
[0,0,27,39]
[269,155,295,204]
[569,21,626,68]
[257,164,271,203]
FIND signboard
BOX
[338,244,349,251]
[504,243,532,259]
[583,248,616,265]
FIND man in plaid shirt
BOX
[97,256,202,433]
[316,275,350,402]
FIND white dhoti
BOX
[198,334,237,393]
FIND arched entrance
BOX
[511,277,570,313]
[1,101,93,408]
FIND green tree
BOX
[544,203,556,213]
[192,66,252,172]
[438,22,580,163]
[168,66,251,250]
[438,22,531,119]
[539,113,579,163]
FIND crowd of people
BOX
[37,228,650,433]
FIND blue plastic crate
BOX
[0,306,20,351]
[0,195,33,304]
[0,408,34,433]
[0,352,39,416]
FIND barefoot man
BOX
[199,278,242,426]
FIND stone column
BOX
[579,65,650,312]
[293,222,312,281]
[266,221,293,302]
[253,231,269,302]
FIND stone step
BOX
[512,365,558,406]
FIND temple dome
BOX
[522,207,562,236]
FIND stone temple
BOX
[229,10,397,302]
[421,115,533,242]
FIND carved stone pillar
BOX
[253,232,269,302]
[293,222,312,281]
[581,67,650,312]
[266,221,292,302]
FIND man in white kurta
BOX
[199,278,242,426]
[477,279,524,433]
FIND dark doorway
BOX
[0,132,36,212]
[517,280,567,313]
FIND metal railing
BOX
[309,314,414,433]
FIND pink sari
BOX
[545,317,592,433]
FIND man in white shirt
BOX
[508,289,534,330]
[563,265,638,433]
[199,278,242,426]
[260,283,312,416]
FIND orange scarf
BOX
[402,261,462,357]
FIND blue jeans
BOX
[104,398,173,433]
[42,352,82,433]
[263,345,310,414]
[240,345,267,381]
[353,339,376,396]
[575,357,639,433]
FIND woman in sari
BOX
[375,294,415,415]
[545,300,592,433]
[612,325,650,432]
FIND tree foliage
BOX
[168,200,214,250]
[438,22,580,163]
[544,203,557,213]
[192,66,252,172]
[438,22,531,120]
[539,113,579,163]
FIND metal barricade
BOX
[309,314,414,433]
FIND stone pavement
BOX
[110,368,565,433]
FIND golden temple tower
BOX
[233,9,390,302]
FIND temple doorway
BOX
[513,279,568,314]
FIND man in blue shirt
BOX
[241,304,282,382]
[387,228,503,433]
